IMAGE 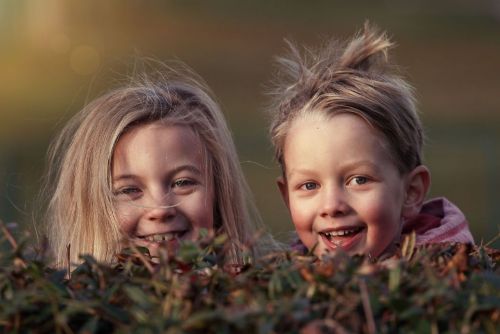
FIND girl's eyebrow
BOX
[112,165,202,183]
[169,165,203,177]
[112,174,140,183]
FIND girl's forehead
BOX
[113,122,208,166]
[126,121,202,146]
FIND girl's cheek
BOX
[188,191,215,231]
[116,204,139,235]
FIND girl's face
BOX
[278,113,410,258]
[112,122,214,257]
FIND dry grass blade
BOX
[359,279,376,334]
[0,220,18,249]
[401,231,416,260]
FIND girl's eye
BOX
[172,178,198,195]
[348,176,368,186]
[172,178,196,188]
[301,182,318,191]
[114,187,142,197]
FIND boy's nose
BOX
[319,186,351,218]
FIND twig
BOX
[0,220,18,249]
[484,231,500,248]
[0,220,27,268]
[128,242,155,274]
[359,279,377,334]
[66,244,71,280]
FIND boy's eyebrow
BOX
[287,160,381,179]
[342,160,381,172]
[112,165,202,182]
[286,168,317,179]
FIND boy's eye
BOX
[301,182,318,191]
[348,176,368,186]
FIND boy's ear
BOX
[402,165,431,219]
[276,176,290,209]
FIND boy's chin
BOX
[315,232,366,257]
[315,245,362,258]
[316,242,398,261]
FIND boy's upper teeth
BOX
[144,232,178,242]
[324,227,362,237]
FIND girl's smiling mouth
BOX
[319,226,365,252]
[138,230,188,243]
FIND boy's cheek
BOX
[288,202,309,228]
[290,205,317,248]
[365,225,401,258]
[295,226,317,251]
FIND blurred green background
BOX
[1,0,499,247]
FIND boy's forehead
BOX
[291,110,372,134]
[285,111,401,171]
[294,108,329,123]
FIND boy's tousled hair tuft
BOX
[269,23,423,174]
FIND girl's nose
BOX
[319,186,351,218]
[145,191,177,222]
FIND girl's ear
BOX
[277,176,290,209]
[402,165,431,219]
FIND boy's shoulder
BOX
[290,235,308,255]
[402,197,475,245]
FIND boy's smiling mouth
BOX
[319,226,365,251]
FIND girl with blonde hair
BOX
[42,64,273,268]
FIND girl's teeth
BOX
[144,233,178,242]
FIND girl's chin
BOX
[134,238,181,258]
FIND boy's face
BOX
[279,113,409,258]
[112,122,214,257]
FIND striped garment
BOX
[402,197,474,245]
